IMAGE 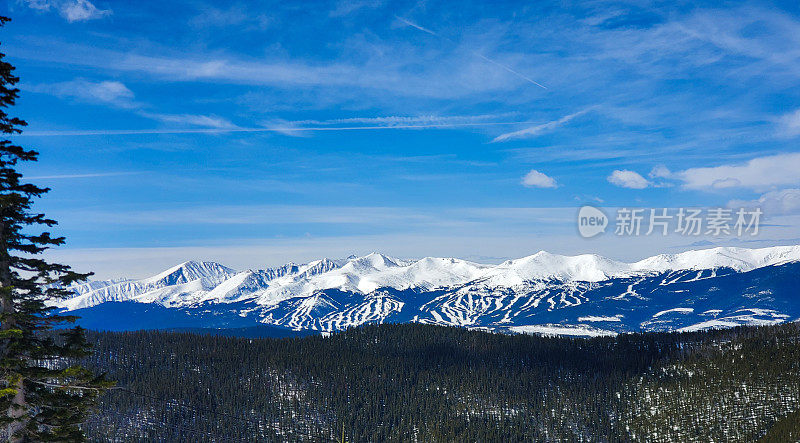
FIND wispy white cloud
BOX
[675,7,800,70]
[288,113,515,127]
[778,109,800,137]
[649,165,672,179]
[139,113,237,129]
[17,119,526,137]
[25,171,144,180]
[257,116,513,138]
[52,205,579,234]
[395,16,547,90]
[330,0,384,17]
[12,43,364,90]
[61,0,109,22]
[189,5,272,30]
[521,169,557,188]
[17,4,794,117]
[676,152,800,191]
[14,40,526,101]
[259,113,522,136]
[24,79,238,129]
[607,170,650,189]
[23,79,136,108]
[492,109,592,142]
[12,5,800,109]
[729,188,800,215]
[23,0,111,22]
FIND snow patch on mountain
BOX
[653,308,694,318]
[578,315,623,322]
[510,324,618,337]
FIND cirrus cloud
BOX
[23,0,111,23]
[24,79,135,108]
[25,79,237,129]
[492,108,593,143]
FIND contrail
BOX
[472,53,548,90]
[394,16,547,90]
[395,16,438,36]
[16,120,531,137]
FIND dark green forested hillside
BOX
[81,323,800,442]
[760,408,800,442]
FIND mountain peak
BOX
[346,252,402,269]
[147,260,237,286]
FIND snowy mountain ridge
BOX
[60,245,800,309]
[56,245,800,335]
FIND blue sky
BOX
[4,0,800,278]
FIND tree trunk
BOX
[6,378,25,443]
[0,221,26,443]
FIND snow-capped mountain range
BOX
[56,245,800,336]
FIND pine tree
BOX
[0,16,109,442]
